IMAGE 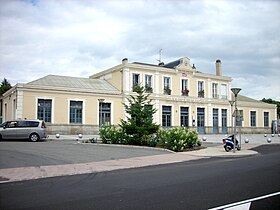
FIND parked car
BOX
[0,120,48,142]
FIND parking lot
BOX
[1,134,279,170]
[0,139,171,169]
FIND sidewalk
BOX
[198,134,280,144]
[48,134,280,144]
[0,142,259,184]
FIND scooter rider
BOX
[228,134,238,145]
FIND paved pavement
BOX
[0,134,279,184]
[0,140,171,169]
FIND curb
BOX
[48,138,176,153]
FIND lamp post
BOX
[98,99,105,127]
[229,100,234,134]
[231,88,241,153]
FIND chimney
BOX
[122,58,128,65]
[216,59,222,76]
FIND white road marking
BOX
[225,202,251,210]
[209,191,280,210]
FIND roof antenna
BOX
[156,49,164,66]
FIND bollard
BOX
[267,138,272,143]
[271,134,275,137]
[78,134,83,139]
[264,134,267,137]
[244,138,249,143]
[56,134,60,139]
[202,136,207,141]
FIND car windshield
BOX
[0,122,7,128]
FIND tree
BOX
[0,78,12,96]
[261,98,280,119]
[120,85,159,145]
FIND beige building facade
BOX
[1,57,277,134]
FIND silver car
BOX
[0,120,48,142]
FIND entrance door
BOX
[213,109,218,134]
[180,107,189,127]
[197,108,205,134]
[222,109,227,134]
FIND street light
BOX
[231,88,241,153]
[229,100,234,134]
[98,99,105,127]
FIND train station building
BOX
[1,57,277,134]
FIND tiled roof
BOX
[163,59,181,68]
[133,60,181,69]
[238,95,263,103]
[237,95,275,107]
[27,75,119,93]
[132,62,160,67]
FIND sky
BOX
[0,0,279,100]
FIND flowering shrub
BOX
[182,89,189,96]
[99,125,128,144]
[158,127,199,152]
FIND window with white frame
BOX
[162,105,172,127]
[221,84,227,99]
[264,112,269,127]
[37,99,52,123]
[145,75,153,93]
[69,101,83,124]
[236,110,243,127]
[212,83,218,98]
[181,79,189,96]
[132,73,140,86]
[99,102,111,126]
[250,111,256,127]
[198,81,204,98]
[163,77,171,95]
[180,107,189,127]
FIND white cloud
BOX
[0,0,279,100]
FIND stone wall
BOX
[46,124,100,135]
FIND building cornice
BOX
[2,83,24,99]
[22,84,121,95]
[90,62,232,82]
[20,86,123,97]
[193,72,232,81]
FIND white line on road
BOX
[208,191,280,210]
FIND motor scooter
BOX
[223,134,241,152]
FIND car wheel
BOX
[29,133,40,142]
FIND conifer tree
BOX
[120,85,159,145]
[0,78,12,96]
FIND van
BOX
[0,120,48,142]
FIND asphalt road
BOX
[0,140,171,169]
[0,145,279,210]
